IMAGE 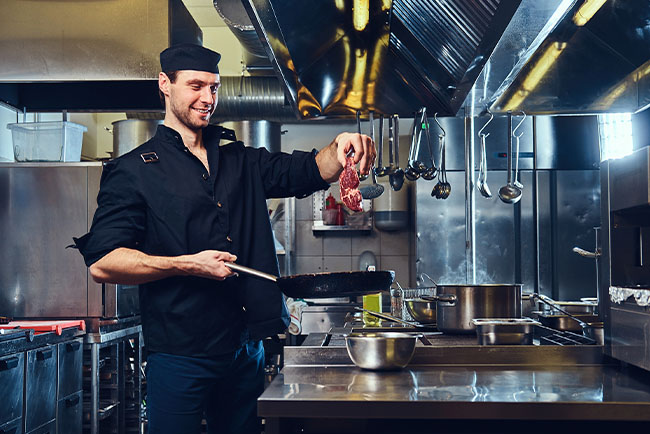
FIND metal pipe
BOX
[465,95,477,284]
[91,343,99,434]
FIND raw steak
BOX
[339,156,362,212]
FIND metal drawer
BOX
[25,346,56,433]
[0,353,24,425]
[56,391,81,434]
[57,339,82,399]
[0,417,23,434]
[25,420,54,434]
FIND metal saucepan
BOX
[532,294,603,345]
[224,263,395,299]
[423,284,522,334]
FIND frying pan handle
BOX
[224,263,278,282]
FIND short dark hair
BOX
[159,71,179,107]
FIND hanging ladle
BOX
[359,111,385,199]
[404,108,426,181]
[388,114,405,191]
[498,112,522,204]
[476,110,494,198]
[421,114,441,181]
[512,111,526,189]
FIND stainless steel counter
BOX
[259,331,650,433]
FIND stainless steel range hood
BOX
[242,0,522,119]
[243,0,650,119]
[484,0,650,115]
[0,0,201,111]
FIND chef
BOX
[72,43,374,434]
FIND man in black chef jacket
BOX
[73,44,375,434]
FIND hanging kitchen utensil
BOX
[432,132,450,199]
[359,111,385,200]
[374,115,392,177]
[388,115,405,191]
[421,114,441,181]
[356,110,369,182]
[224,263,395,299]
[477,111,494,198]
[498,112,522,204]
[404,110,423,181]
[512,111,526,189]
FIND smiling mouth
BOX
[192,107,211,115]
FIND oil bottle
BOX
[362,265,382,326]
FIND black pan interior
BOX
[277,270,395,299]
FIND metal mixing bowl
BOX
[345,332,417,370]
[404,298,437,324]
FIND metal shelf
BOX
[311,221,372,233]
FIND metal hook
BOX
[512,110,527,138]
[433,113,446,137]
[477,109,494,138]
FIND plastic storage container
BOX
[7,121,87,162]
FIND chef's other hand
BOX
[316,132,376,183]
[185,250,237,281]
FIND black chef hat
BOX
[160,44,221,74]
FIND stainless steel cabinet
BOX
[0,417,23,434]
[56,391,82,434]
[0,353,24,426]
[57,339,82,400]
[26,420,54,434]
[25,346,57,433]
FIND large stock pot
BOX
[424,284,522,334]
[112,119,162,157]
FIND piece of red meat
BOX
[339,156,362,212]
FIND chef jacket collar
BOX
[154,124,224,151]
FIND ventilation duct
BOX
[213,0,274,75]
[128,76,296,122]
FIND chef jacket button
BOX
[226,236,233,242]
[217,201,222,208]
[202,173,209,180]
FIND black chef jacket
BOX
[74,124,330,357]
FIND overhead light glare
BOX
[503,42,566,110]
[573,0,607,26]
[353,0,369,31]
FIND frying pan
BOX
[224,263,395,299]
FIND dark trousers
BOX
[146,340,265,434]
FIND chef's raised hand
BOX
[316,132,376,183]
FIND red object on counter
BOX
[0,320,86,335]
[336,203,346,225]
